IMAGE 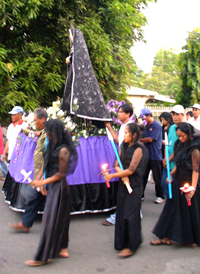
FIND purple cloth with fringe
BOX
[9,133,118,185]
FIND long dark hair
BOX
[126,123,140,142]
[159,112,173,126]
[176,122,193,141]
[44,119,78,175]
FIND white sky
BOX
[131,0,200,73]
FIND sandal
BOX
[151,238,171,246]
[102,220,114,226]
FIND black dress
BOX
[34,145,70,262]
[115,142,149,252]
[153,138,200,245]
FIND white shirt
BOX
[7,121,28,160]
[188,116,200,130]
[118,120,132,151]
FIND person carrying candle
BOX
[103,123,149,258]
[102,103,133,226]
[151,122,200,247]
[25,119,78,266]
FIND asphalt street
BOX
[0,176,200,274]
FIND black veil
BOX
[44,119,78,176]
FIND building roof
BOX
[127,86,175,103]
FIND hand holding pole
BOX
[106,128,133,194]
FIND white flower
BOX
[74,98,78,105]
[72,136,76,142]
[46,107,54,115]
[83,130,86,137]
[52,113,57,119]
[64,116,71,123]
[57,110,65,117]
[71,124,76,130]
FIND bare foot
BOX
[59,248,69,258]
[151,238,171,245]
[25,259,51,266]
[9,221,29,232]
[117,248,134,258]
[184,243,197,247]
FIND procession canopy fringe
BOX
[62,28,111,128]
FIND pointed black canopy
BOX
[62,28,111,125]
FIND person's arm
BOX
[185,149,199,200]
[113,150,130,184]
[139,137,153,143]
[166,165,177,184]
[2,140,9,162]
[30,147,69,188]
[105,122,119,144]
[103,147,143,182]
[163,152,174,168]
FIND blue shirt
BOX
[144,120,162,160]
[167,124,178,170]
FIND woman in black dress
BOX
[152,122,200,246]
[25,119,78,266]
[104,123,149,258]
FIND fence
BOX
[147,106,192,122]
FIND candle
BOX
[180,183,192,206]
[52,101,58,112]
[102,164,110,188]
[183,183,191,206]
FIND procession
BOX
[1,0,200,273]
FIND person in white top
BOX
[188,104,200,130]
[2,106,28,163]
[102,104,133,226]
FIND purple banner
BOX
[9,133,118,185]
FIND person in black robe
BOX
[104,123,149,258]
[25,119,78,266]
[151,122,200,246]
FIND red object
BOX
[187,199,191,206]
[102,164,110,188]
[0,125,4,154]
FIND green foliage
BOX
[134,48,181,98]
[176,28,200,107]
[0,0,154,124]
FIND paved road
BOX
[0,177,200,274]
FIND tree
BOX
[0,0,155,123]
[134,48,181,97]
[176,28,200,107]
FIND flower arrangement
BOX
[106,100,137,131]
[24,99,142,145]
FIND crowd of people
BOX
[0,102,200,265]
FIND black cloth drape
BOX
[62,28,111,127]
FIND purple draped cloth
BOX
[9,133,118,185]
[9,133,37,183]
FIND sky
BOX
[131,0,200,73]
